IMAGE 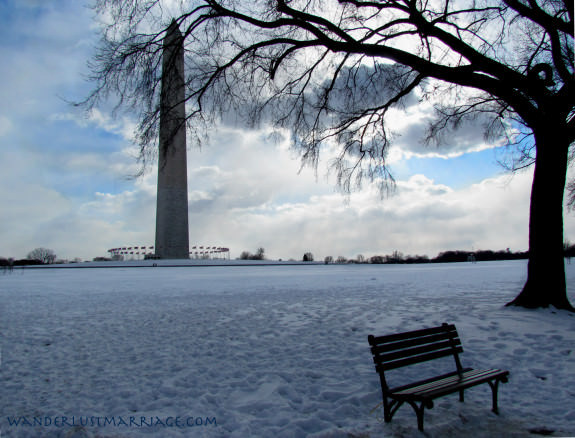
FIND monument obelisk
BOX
[155,20,189,259]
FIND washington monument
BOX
[155,20,189,259]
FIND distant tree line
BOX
[323,243,575,265]
[430,249,528,264]
[324,248,537,265]
[1,258,45,267]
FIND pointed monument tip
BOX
[166,19,181,35]
[164,19,182,43]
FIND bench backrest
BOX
[368,323,464,389]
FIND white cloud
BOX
[50,109,138,143]
[386,100,502,161]
[263,172,530,259]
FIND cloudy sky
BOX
[1,0,573,262]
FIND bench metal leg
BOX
[406,400,433,431]
[488,379,501,414]
[383,397,403,423]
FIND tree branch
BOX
[503,0,573,36]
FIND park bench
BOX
[367,323,509,431]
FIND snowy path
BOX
[1,261,574,437]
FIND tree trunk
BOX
[507,127,575,311]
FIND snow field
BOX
[1,261,574,437]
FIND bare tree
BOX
[85,0,574,310]
[256,247,266,260]
[27,248,57,264]
[239,247,265,260]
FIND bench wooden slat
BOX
[376,338,461,364]
[371,331,462,355]
[369,323,457,345]
[379,345,464,371]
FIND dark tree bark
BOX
[507,122,574,310]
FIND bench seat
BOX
[391,368,508,400]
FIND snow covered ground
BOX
[1,260,574,437]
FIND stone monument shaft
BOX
[155,20,189,259]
